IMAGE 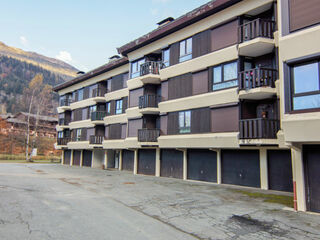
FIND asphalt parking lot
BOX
[0,164,319,240]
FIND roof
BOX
[15,112,58,122]
[117,0,242,56]
[0,113,13,119]
[53,57,129,92]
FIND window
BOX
[212,61,238,90]
[106,102,111,114]
[179,38,192,62]
[291,61,320,110]
[89,105,97,118]
[58,131,63,138]
[115,99,123,114]
[78,88,84,101]
[76,129,82,141]
[179,111,191,133]
[130,58,145,78]
[162,48,170,68]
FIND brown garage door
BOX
[304,145,320,213]
[83,150,92,167]
[73,150,81,166]
[122,150,134,171]
[138,149,156,176]
[64,150,71,165]
[268,150,293,192]
[222,150,260,188]
[160,149,183,179]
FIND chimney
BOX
[109,55,121,63]
[77,71,85,75]
[157,17,174,28]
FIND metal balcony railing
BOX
[89,135,104,145]
[139,95,160,109]
[57,137,70,145]
[60,99,71,107]
[92,88,106,98]
[239,118,280,139]
[140,61,161,76]
[91,111,106,121]
[238,18,275,43]
[138,129,160,142]
[238,67,278,90]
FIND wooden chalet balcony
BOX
[89,135,104,145]
[57,137,70,146]
[238,18,275,43]
[139,95,160,109]
[239,118,280,139]
[239,67,277,90]
[238,19,275,57]
[91,111,106,121]
[138,129,160,142]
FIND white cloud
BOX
[20,36,28,46]
[56,51,73,63]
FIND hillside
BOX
[0,42,79,114]
[0,41,78,77]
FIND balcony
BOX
[58,99,72,112]
[92,88,106,102]
[89,135,104,145]
[139,61,161,84]
[138,129,160,143]
[90,111,106,124]
[57,137,70,146]
[58,118,70,129]
[238,19,275,57]
[239,118,280,140]
[238,67,278,100]
[139,95,160,114]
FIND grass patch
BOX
[231,189,294,208]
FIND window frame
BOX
[76,129,82,141]
[212,60,238,91]
[130,58,145,79]
[162,48,170,68]
[289,59,320,112]
[77,88,84,101]
[115,99,123,115]
[178,110,191,134]
[179,37,192,63]
[106,102,111,114]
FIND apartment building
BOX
[53,0,320,213]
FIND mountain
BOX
[0,42,79,114]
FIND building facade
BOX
[53,0,320,213]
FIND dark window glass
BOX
[162,48,170,68]
[178,110,191,133]
[291,61,320,110]
[115,99,123,114]
[179,38,192,63]
[212,61,238,91]
[78,88,84,101]
[106,102,111,114]
[130,58,145,78]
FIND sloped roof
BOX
[15,112,58,122]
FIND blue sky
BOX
[0,0,210,71]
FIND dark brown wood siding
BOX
[109,124,122,139]
[191,107,211,133]
[111,74,124,92]
[211,20,238,51]
[122,96,128,113]
[129,88,143,107]
[192,70,209,95]
[211,105,239,133]
[169,42,180,66]
[168,73,192,100]
[167,112,179,135]
[289,0,320,32]
[192,30,211,58]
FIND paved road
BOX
[0,164,319,240]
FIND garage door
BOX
[304,145,320,213]
[64,150,71,165]
[83,150,92,167]
[138,149,156,175]
[160,149,183,179]
[188,149,217,182]
[222,150,260,188]
[73,150,81,166]
[268,150,293,192]
[122,150,134,171]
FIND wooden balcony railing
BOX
[139,95,160,109]
[238,18,275,43]
[60,99,71,107]
[140,61,161,76]
[92,88,106,98]
[91,111,106,121]
[138,129,160,142]
[89,135,104,145]
[58,118,70,126]
[238,67,277,90]
[57,137,70,146]
[239,118,280,139]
